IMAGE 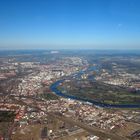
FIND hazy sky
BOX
[0,0,140,50]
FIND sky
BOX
[0,0,140,50]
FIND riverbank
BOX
[50,66,140,108]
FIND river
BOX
[50,66,140,108]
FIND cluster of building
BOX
[0,60,40,80]
[10,97,140,140]
[0,71,16,80]
[96,66,140,90]
[1,95,140,140]
[75,104,125,130]
[16,57,84,96]
[46,99,126,130]
[0,55,140,140]
[0,103,20,112]
[17,97,126,131]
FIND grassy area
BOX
[39,92,59,100]
[0,111,15,138]
[59,80,140,105]
[0,111,15,122]
[12,124,43,140]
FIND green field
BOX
[59,80,140,105]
